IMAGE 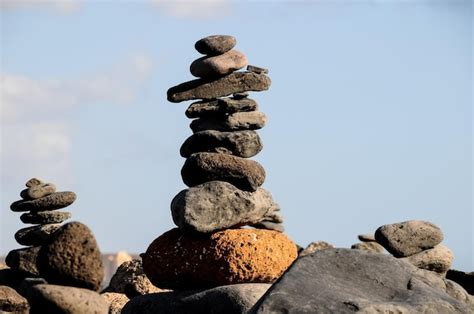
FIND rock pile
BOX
[350,233,384,253]
[375,220,453,276]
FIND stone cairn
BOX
[141,35,298,291]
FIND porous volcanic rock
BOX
[10,192,76,212]
[142,228,297,290]
[375,220,443,257]
[0,285,29,312]
[122,283,270,314]
[37,222,104,291]
[181,152,265,191]
[14,224,61,246]
[20,183,56,200]
[351,241,385,253]
[5,246,40,276]
[20,211,71,224]
[180,130,262,158]
[171,181,275,234]
[195,35,236,55]
[401,244,453,275]
[101,292,129,314]
[27,284,108,314]
[190,111,267,133]
[167,72,271,103]
[190,50,248,78]
[251,249,473,313]
[185,97,258,118]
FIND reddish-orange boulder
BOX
[143,228,297,290]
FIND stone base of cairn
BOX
[140,35,297,293]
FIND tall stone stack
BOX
[142,35,297,291]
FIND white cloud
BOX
[152,0,230,19]
[0,0,81,13]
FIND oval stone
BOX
[20,183,56,200]
[185,97,258,119]
[14,224,61,246]
[190,111,267,133]
[190,50,248,78]
[10,191,76,212]
[20,211,71,224]
[195,35,236,55]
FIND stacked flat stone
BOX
[350,233,384,253]
[375,220,453,276]
[142,35,297,293]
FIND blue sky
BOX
[1,0,472,271]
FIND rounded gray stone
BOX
[358,233,376,242]
[190,111,267,133]
[190,50,248,78]
[20,183,56,200]
[195,35,236,55]
[14,224,61,246]
[10,191,76,212]
[20,211,72,224]
[185,97,258,119]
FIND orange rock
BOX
[143,228,297,290]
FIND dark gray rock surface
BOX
[194,35,236,55]
[190,111,266,133]
[20,211,71,224]
[10,191,76,212]
[185,97,258,118]
[14,224,61,246]
[6,246,40,276]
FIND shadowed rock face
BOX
[142,228,297,290]
[251,249,473,313]
[37,222,104,291]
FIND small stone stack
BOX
[142,35,297,293]
[350,233,384,253]
[375,220,454,276]
[6,178,75,275]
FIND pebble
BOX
[195,35,236,55]
[20,183,56,200]
[14,224,61,246]
[185,97,258,118]
[20,211,71,224]
[351,242,385,253]
[10,191,76,212]
[247,65,269,74]
[190,111,267,133]
[358,234,376,242]
[190,50,248,78]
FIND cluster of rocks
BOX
[124,35,297,313]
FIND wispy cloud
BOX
[151,0,230,19]
[0,0,81,14]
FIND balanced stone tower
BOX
[142,35,298,290]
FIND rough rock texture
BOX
[171,181,276,234]
[185,97,258,119]
[358,233,376,242]
[122,283,270,314]
[195,35,236,55]
[37,222,104,291]
[167,72,271,103]
[20,211,71,224]
[6,246,40,276]
[190,50,248,78]
[20,183,56,200]
[375,220,444,257]
[447,270,474,295]
[27,284,108,314]
[26,178,42,187]
[190,111,267,133]
[0,285,29,312]
[402,244,453,275]
[143,228,297,290]
[10,191,76,212]
[101,292,129,314]
[351,241,385,253]
[180,130,262,158]
[14,224,61,246]
[104,259,166,298]
[181,152,265,191]
[251,249,473,313]
[299,241,334,257]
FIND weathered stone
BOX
[447,270,474,295]
[171,181,276,234]
[251,221,285,232]
[18,277,48,297]
[101,292,129,314]
[20,183,56,200]
[190,50,248,78]
[180,130,262,158]
[10,191,76,212]
[14,224,61,246]
[20,211,71,224]
[181,152,265,191]
[25,178,42,187]
[351,241,385,253]
[250,205,284,232]
[299,241,334,257]
[190,111,267,133]
[247,65,269,74]
[143,228,297,290]
[122,283,270,314]
[104,259,166,298]
[27,284,108,314]
[358,233,376,242]
[37,222,104,291]
[185,97,258,118]
[167,72,271,103]
[251,249,472,313]
[401,244,453,275]
[6,247,40,276]
[375,220,444,257]
[195,35,236,55]
[0,285,29,312]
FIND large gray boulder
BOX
[251,249,473,313]
[122,283,270,314]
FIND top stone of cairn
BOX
[195,35,236,55]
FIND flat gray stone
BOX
[247,65,269,74]
[195,35,236,55]
[167,72,271,103]
[10,191,76,212]
[351,241,385,253]
[5,246,40,276]
[375,220,444,257]
[27,284,108,314]
[171,181,276,234]
[181,152,265,191]
[20,211,71,224]
[190,111,267,133]
[401,244,453,275]
[122,283,270,314]
[0,285,29,312]
[358,233,376,242]
[251,249,473,313]
[185,97,258,118]
[20,183,56,200]
[190,50,248,78]
[14,224,61,246]
[18,277,48,297]
[180,130,262,158]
